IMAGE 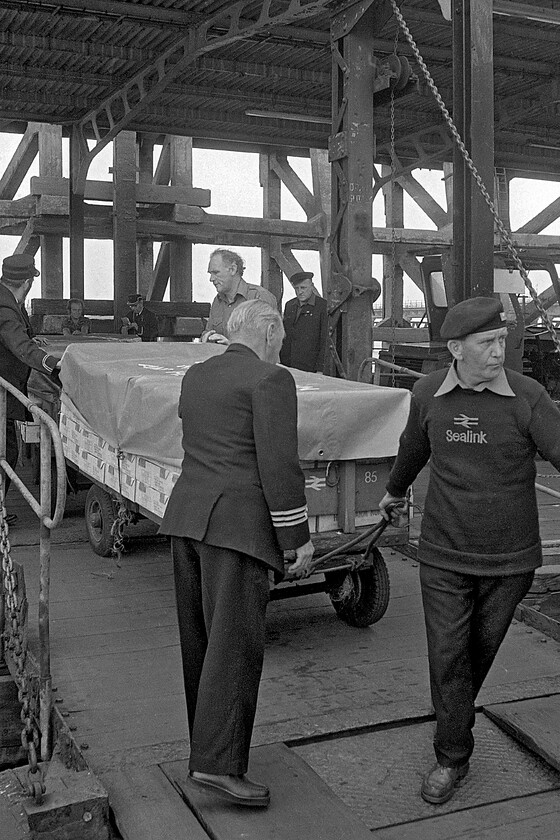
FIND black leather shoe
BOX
[188,771,270,807]
[421,762,469,804]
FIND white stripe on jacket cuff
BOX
[270,504,308,527]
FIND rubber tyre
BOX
[326,548,390,628]
[85,485,116,557]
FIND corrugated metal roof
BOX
[0,0,558,173]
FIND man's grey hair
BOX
[211,248,245,277]
[227,299,283,341]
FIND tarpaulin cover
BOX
[59,343,410,468]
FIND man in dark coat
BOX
[0,254,61,521]
[280,270,328,373]
[160,299,314,808]
[121,293,158,341]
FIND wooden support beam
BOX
[397,171,449,230]
[517,194,560,234]
[30,176,211,207]
[112,131,138,322]
[150,244,170,301]
[269,153,317,220]
[169,136,193,301]
[137,135,155,297]
[397,251,425,291]
[0,123,38,200]
[69,126,86,299]
[311,147,331,298]
[452,0,495,301]
[382,168,405,324]
[271,241,303,283]
[38,124,63,298]
[260,152,284,301]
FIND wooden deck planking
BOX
[370,789,560,839]
[162,743,373,840]
[6,459,560,838]
[484,696,560,773]
[100,765,209,840]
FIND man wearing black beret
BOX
[380,296,560,805]
[279,270,328,373]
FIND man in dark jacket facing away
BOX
[280,270,328,373]
[160,299,314,808]
[380,296,560,806]
[0,254,61,522]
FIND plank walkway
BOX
[3,458,560,838]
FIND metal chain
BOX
[389,0,560,355]
[110,502,133,563]
[0,492,45,801]
[389,26,400,386]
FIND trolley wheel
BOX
[325,547,390,628]
[85,485,116,557]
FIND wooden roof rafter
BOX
[72,0,338,187]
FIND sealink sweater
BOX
[387,366,560,576]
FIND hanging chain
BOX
[389,0,560,355]
[110,502,133,564]
[0,491,45,802]
[388,25,400,386]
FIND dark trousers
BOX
[171,536,270,775]
[420,563,534,767]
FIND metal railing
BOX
[0,374,66,797]
[358,356,425,384]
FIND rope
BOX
[389,0,560,356]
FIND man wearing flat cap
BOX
[380,295,560,805]
[121,293,158,342]
[279,270,328,373]
[0,254,62,523]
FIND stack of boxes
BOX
[60,403,179,519]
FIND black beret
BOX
[2,253,39,283]
[290,271,314,285]
[440,296,507,340]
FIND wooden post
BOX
[381,167,405,325]
[330,2,391,379]
[452,0,495,301]
[311,148,331,298]
[169,136,193,301]
[137,135,155,297]
[260,152,283,303]
[113,132,138,327]
[38,125,63,298]
[69,126,86,300]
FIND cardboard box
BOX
[118,452,137,480]
[136,457,179,496]
[60,409,83,446]
[76,449,105,484]
[104,464,135,501]
[135,480,169,519]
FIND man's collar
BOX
[0,282,19,304]
[221,277,247,304]
[434,361,515,397]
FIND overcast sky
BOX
[0,132,558,307]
